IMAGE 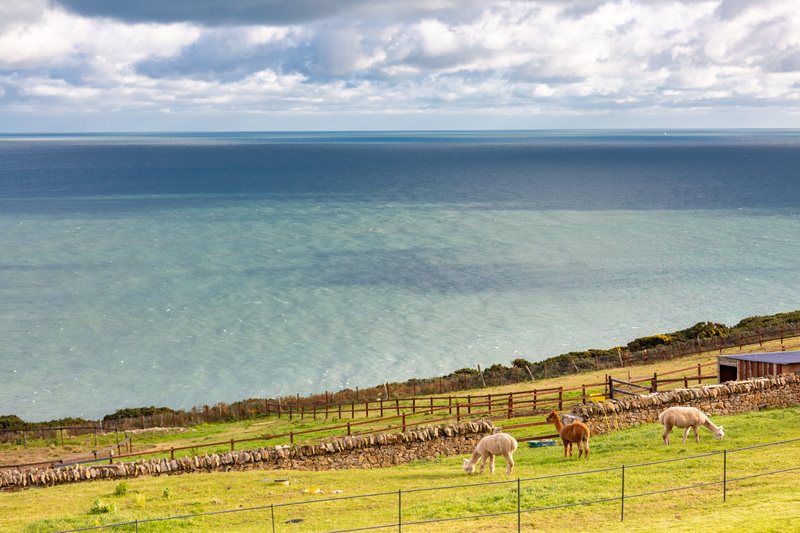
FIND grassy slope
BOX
[2,337,798,532]
[3,406,799,532]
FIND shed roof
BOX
[718,350,800,364]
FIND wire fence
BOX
[6,323,798,441]
[53,436,800,533]
[3,362,720,470]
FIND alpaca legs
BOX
[578,439,589,458]
[679,425,700,443]
[488,455,496,474]
[680,426,697,443]
[662,424,673,444]
[502,451,514,474]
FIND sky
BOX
[1,0,799,132]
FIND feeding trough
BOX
[528,439,557,448]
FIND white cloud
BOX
[1,0,799,130]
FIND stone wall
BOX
[0,420,495,490]
[572,373,800,434]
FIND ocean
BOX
[1,130,799,422]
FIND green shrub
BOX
[88,499,116,515]
[732,311,800,331]
[627,334,672,352]
[113,481,128,496]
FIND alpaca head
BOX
[714,426,724,440]
[463,458,475,474]
[546,411,558,423]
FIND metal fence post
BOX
[398,489,402,533]
[517,478,521,533]
[723,450,727,502]
[621,465,625,521]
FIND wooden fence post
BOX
[652,373,658,393]
[525,365,534,381]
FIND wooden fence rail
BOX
[93,323,800,432]
[44,362,716,466]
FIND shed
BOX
[717,350,800,382]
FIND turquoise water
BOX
[2,131,799,421]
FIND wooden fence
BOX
[3,362,718,468]
[7,320,797,449]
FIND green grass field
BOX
[3,406,799,532]
[3,338,799,532]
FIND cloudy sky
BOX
[1,0,799,131]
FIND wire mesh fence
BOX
[52,436,800,533]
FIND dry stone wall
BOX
[1,420,495,490]
[573,373,800,434]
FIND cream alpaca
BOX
[462,433,518,475]
[658,406,724,444]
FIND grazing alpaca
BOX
[546,411,590,459]
[658,406,724,444]
[462,433,518,475]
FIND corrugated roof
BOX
[719,350,800,364]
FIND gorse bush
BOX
[6,310,800,432]
[626,322,730,352]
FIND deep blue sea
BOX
[2,130,799,421]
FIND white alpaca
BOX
[658,406,724,444]
[462,433,518,475]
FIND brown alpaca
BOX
[546,411,590,459]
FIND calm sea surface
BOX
[2,130,799,421]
